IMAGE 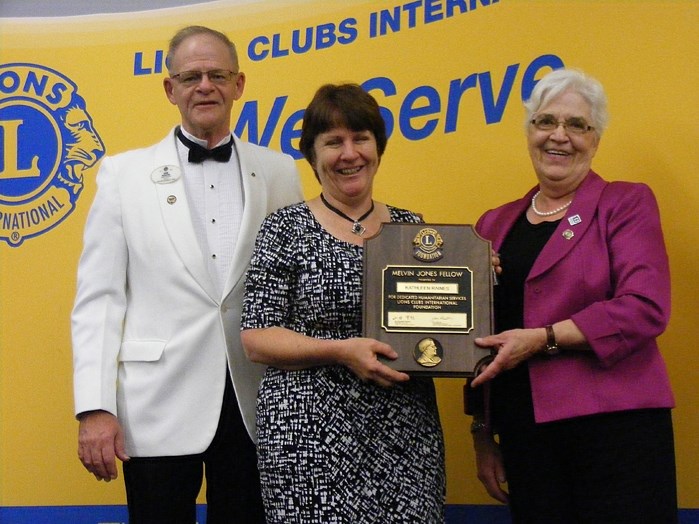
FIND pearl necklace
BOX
[531,191,572,217]
[320,193,375,236]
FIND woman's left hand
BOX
[470,328,545,387]
[491,251,502,279]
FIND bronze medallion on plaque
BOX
[363,223,494,376]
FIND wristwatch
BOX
[544,324,560,355]
[470,419,489,434]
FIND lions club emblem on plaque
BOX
[412,227,444,262]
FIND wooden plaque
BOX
[363,223,494,377]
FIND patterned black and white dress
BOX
[242,202,445,524]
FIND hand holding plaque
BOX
[362,223,494,377]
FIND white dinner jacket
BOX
[72,128,303,457]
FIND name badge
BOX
[568,214,582,226]
[151,165,181,184]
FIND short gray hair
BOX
[524,68,608,136]
[166,26,239,74]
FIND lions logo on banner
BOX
[0,63,104,247]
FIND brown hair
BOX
[299,83,387,168]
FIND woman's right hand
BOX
[473,431,509,504]
[338,337,410,387]
[242,327,409,386]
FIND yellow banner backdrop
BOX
[1,0,698,514]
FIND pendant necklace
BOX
[320,193,375,236]
[531,190,572,217]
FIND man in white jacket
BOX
[72,25,302,523]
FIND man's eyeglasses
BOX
[170,69,238,87]
[530,114,594,135]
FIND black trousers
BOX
[493,366,678,524]
[123,372,264,524]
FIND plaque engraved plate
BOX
[363,223,494,377]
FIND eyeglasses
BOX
[530,114,594,135]
[170,69,238,87]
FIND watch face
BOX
[545,343,560,355]
[544,325,559,355]
[470,420,488,434]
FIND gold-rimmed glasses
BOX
[530,114,594,135]
[170,69,238,87]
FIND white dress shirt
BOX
[176,128,244,294]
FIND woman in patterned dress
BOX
[241,83,445,523]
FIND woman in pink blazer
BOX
[468,69,676,523]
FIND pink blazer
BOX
[476,171,674,423]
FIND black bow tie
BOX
[176,128,233,163]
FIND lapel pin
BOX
[562,229,574,240]
[568,214,582,226]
